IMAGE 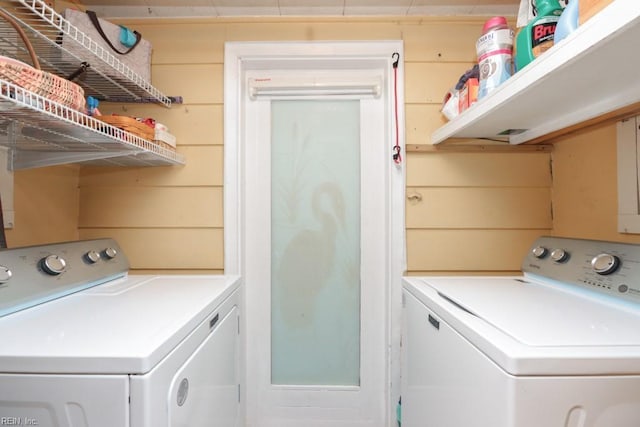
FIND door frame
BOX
[223,41,406,427]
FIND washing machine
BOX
[0,238,241,427]
[402,236,640,427]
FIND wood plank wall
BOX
[551,123,640,245]
[407,151,552,274]
[70,16,555,274]
[6,166,79,247]
[6,11,633,273]
[0,17,551,274]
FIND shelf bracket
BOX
[0,147,14,229]
[10,149,140,170]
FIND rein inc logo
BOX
[1,417,38,425]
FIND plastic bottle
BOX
[554,0,579,44]
[476,16,514,99]
[514,0,564,71]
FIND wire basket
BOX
[96,115,155,141]
[0,9,85,112]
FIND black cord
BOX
[477,137,511,143]
[0,195,7,249]
[392,52,400,68]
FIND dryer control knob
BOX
[550,249,569,263]
[103,247,117,260]
[0,266,12,283]
[41,255,66,275]
[85,250,101,264]
[532,246,548,258]
[591,253,620,275]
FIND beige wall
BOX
[407,151,552,274]
[12,16,561,273]
[6,165,79,247]
[551,123,640,245]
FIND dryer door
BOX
[129,291,240,427]
[168,306,240,426]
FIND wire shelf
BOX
[0,0,172,107]
[0,79,184,169]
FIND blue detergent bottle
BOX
[554,0,579,44]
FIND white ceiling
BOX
[80,0,521,18]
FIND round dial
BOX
[41,255,66,275]
[532,246,548,258]
[591,253,620,275]
[85,250,101,264]
[103,247,117,259]
[0,266,12,283]
[550,248,569,263]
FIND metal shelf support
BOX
[0,80,184,169]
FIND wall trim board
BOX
[109,15,496,26]
[407,143,553,153]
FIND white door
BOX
[224,41,405,427]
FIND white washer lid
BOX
[427,276,640,347]
[404,276,640,375]
[0,274,240,374]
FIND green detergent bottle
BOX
[514,0,564,71]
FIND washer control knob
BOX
[41,255,66,275]
[85,250,101,264]
[103,247,117,260]
[532,246,548,258]
[0,266,12,283]
[550,249,569,263]
[591,253,620,275]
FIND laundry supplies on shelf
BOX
[515,0,564,71]
[476,16,514,99]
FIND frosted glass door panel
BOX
[271,100,361,386]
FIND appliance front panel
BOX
[402,288,640,427]
[0,374,129,427]
[130,288,240,427]
[401,290,509,427]
[0,238,128,317]
[168,306,240,427]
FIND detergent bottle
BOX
[554,0,579,44]
[476,16,514,99]
[514,0,564,71]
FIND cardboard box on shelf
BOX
[53,1,86,12]
[458,78,479,113]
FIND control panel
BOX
[523,236,640,304]
[0,238,129,317]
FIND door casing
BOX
[223,40,406,427]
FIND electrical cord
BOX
[392,52,402,164]
[0,195,7,249]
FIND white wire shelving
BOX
[1,0,172,107]
[0,0,184,168]
[0,80,184,169]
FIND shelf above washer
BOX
[0,80,184,169]
[431,0,640,145]
[1,0,172,107]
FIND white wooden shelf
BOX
[1,0,172,107]
[431,0,640,145]
[0,80,184,169]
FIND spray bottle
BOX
[514,0,564,71]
